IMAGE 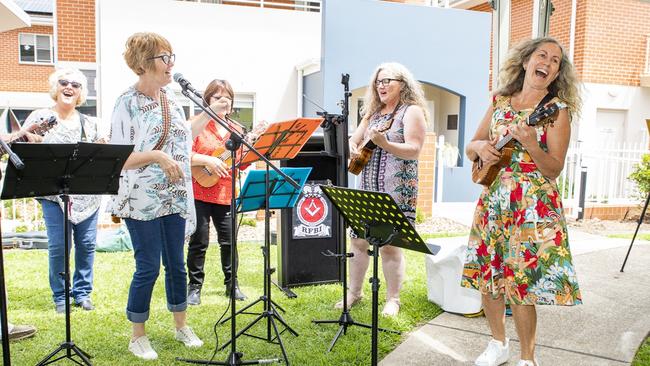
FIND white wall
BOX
[577,83,650,148]
[97,0,320,131]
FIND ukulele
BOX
[348,105,401,175]
[471,102,560,187]
[191,146,233,188]
[0,115,58,156]
[191,119,269,188]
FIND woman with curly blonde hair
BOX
[462,37,582,366]
[337,62,427,317]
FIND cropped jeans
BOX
[124,214,187,323]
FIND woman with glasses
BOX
[108,32,228,360]
[23,67,104,315]
[186,79,250,305]
[338,62,428,317]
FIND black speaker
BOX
[277,135,344,287]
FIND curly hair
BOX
[495,37,582,121]
[361,62,429,123]
[48,67,88,106]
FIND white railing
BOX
[183,0,321,12]
[559,139,649,216]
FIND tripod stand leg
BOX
[327,325,346,352]
[621,192,650,272]
[269,304,298,336]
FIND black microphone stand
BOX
[176,82,299,366]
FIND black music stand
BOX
[319,185,440,366]
[217,167,310,365]
[1,142,133,366]
[620,193,650,272]
[176,83,317,366]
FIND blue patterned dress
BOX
[352,104,418,239]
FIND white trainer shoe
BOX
[516,359,539,366]
[475,338,510,366]
[128,335,158,360]
[175,326,204,347]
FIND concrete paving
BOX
[380,213,650,366]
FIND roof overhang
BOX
[450,0,488,10]
[0,0,31,32]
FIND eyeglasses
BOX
[210,95,232,101]
[58,79,82,89]
[148,53,175,65]
[375,78,401,87]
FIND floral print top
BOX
[461,95,581,306]
[107,86,196,236]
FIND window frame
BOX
[18,33,54,65]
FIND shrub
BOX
[629,153,650,198]
[415,208,427,224]
[240,216,257,227]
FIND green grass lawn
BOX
[608,232,650,241]
[3,238,444,365]
[634,337,650,366]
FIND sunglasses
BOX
[58,79,82,89]
[148,53,176,65]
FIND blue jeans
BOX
[40,199,98,306]
[124,214,188,323]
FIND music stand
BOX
[319,185,440,366]
[620,192,650,272]
[238,118,322,166]
[176,82,319,366]
[0,142,132,366]
[217,167,310,365]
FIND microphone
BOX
[173,73,201,97]
[0,138,24,170]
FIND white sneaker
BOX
[175,326,203,347]
[128,335,158,360]
[475,338,510,366]
[516,359,539,366]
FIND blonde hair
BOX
[495,37,582,120]
[48,67,88,106]
[361,62,429,123]
[123,32,172,76]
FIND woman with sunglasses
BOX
[186,79,249,305]
[338,62,428,317]
[108,32,230,360]
[23,67,104,315]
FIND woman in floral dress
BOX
[462,37,582,366]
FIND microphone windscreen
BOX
[173,73,183,83]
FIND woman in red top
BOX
[187,79,247,304]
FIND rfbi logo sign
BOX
[292,183,332,239]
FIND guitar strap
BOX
[535,92,555,112]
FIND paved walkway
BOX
[380,204,650,366]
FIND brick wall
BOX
[0,25,54,92]
[417,132,437,216]
[510,0,533,46]
[576,0,650,86]
[56,0,96,62]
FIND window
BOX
[19,33,53,64]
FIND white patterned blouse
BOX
[107,86,196,236]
